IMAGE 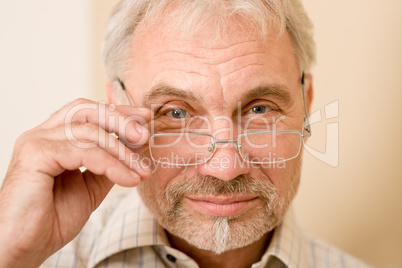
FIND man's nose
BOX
[196,141,250,181]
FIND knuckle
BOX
[66,122,101,149]
[15,130,31,145]
[14,128,45,154]
[74,107,94,122]
[66,99,102,125]
[68,122,100,141]
[17,137,44,157]
[80,122,99,133]
[71,98,91,106]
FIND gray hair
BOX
[103,0,316,89]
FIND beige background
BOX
[1,1,401,267]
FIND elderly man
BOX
[0,0,371,267]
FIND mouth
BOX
[185,195,259,217]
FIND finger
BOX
[36,138,144,187]
[63,122,152,179]
[32,122,152,181]
[38,99,151,145]
[115,105,152,124]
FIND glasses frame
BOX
[149,130,304,165]
[118,72,311,166]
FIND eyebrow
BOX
[143,83,201,107]
[142,82,293,108]
[240,84,294,106]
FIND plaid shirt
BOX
[41,189,372,268]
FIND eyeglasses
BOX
[118,73,311,166]
[149,130,308,165]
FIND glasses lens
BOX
[149,134,214,165]
[238,131,302,163]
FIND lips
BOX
[185,195,259,217]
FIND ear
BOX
[106,82,117,105]
[304,73,314,114]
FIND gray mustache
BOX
[165,174,276,200]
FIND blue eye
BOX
[250,106,271,114]
[167,109,187,119]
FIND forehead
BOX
[125,16,300,107]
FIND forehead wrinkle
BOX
[143,82,203,107]
[155,50,209,60]
[155,39,266,67]
[220,63,267,79]
[152,50,221,79]
[197,39,260,51]
[204,51,266,67]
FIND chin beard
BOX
[144,174,294,254]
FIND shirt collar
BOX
[253,207,311,268]
[88,189,310,268]
[88,189,170,267]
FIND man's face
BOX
[122,16,310,253]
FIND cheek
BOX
[153,167,183,188]
[257,159,301,198]
[137,164,197,213]
[143,163,194,196]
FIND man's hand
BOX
[0,99,151,268]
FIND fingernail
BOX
[135,124,143,134]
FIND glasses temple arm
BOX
[301,72,312,138]
[118,78,133,106]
